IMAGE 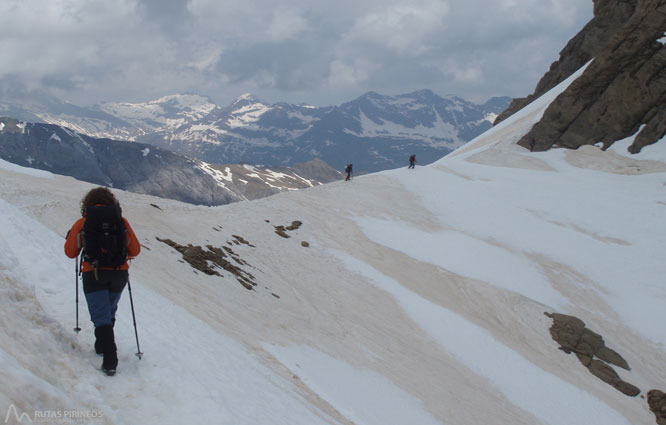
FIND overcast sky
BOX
[0,0,593,107]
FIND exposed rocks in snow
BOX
[156,237,257,290]
[275,227,289,238]
[286,221,302,230]
[584,359,640,397]
[545,312,640,397]
[647,389,666,425]
[230,235,255,247]
[274,221,303,238]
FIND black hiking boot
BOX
[96,324,118,376]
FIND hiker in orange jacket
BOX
[64,187,140,375]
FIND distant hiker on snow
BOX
[408,155,416,169]
[64,187,141,376]
[345,163,353,181]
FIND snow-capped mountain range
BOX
[0,89,509,173]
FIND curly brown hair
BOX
[80,187,118,215]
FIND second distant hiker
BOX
[408,155,416,169]
[345,163,353,181]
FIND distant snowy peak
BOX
[153,93,216,109]
[232,93,262,106]
[97,94,217,132]
[338,90,503,148]
[227,95,273,128]
[353,90,455,108]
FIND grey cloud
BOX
[135,0,193,31]
[0,0,595,108]
[216,40,334,91]
[40,75,86,92]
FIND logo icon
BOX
[4,404,32,423]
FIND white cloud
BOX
[344,0,449,54]
[328,58,380,88]
[452,65,483,84]
[265,8,310,42]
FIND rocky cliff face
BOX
[496,0,666,153]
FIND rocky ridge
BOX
[497,0,666,154]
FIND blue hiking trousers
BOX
[82,270,128,328]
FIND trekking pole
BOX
[126,277,144,359]
[74,256,81,333]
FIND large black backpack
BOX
[82,204,128,269]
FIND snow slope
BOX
[0,64,664,425]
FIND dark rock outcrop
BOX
[545,312,640,397]
[647,390,666,425]
[274,221,303,238]
[497,0,666,154]
[495,0,639,125]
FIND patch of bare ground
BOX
[156,237,257,290]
